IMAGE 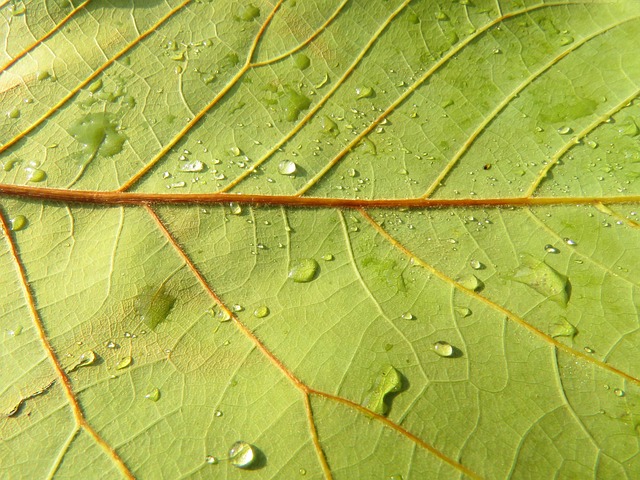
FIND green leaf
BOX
[1,0,639,478]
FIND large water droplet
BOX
[25,167,46,182]
[67,350,98,373]
[135,284,176,329]
[9,215,27,231]
[116,356,133,370]
[362,365,403,416]
[469,259,484,270]
[432,341,454,357]
[401,312,415,320]
[550,317,577,338]
[229,441,256,468]
[281,87,311,121]
[144,388,160,402]
[457,274,483,291]
[321,115,339,136]
[544,244,560,254]
[278,160,297,175]
[253,306,269,318]
[355,86,374,99]
[511,254,570,306]
[288,259,319,283]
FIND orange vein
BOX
[307,389,483,480]
[0,0,91,75]
[295,2,588,196]
[221,0,413,193]
[250,0,350,67]
[0,208,134,479]
[0,183,638,208]
[526,86,640,196]
[0,0,192,156]
[421,15,638,198]
[118,0,285,192]
[359,208,640,387]
[303,393,333,480]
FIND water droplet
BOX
[9,215,27,231]
[253,306,269,318]
[214,409,223,417]
[432,341,454,357]
[550,317,577,338]
[559,35,574,45]
[457,274,483,292]
[469,259,484,270]
[618,117,639,137]
[180,160,204,172]
[564,238,577,246]
[557,126,572,135]
[511,254,570,306]
[9,2,26,15]
[238,4,260,21]
[355,86,374,99]
[116,356,133,370]
[544,244,560,254]
[614,388,625,397]
[36,70,51,81]
[144,388,160,402]
[288,258,319,283]
[586,139,598,149]
[205,455,218,465]
[135,284,176,329]
[281,87,312,122]
[321,115,339,136]
[321,254,334,261]
[454,306,472,317]
[7,108,20,119]
[25,167,46,182]
[362,365,403,416]
[229,441,256,468]
[7,326,23,337]
[435,11,449,20]
[584,346,594,354]
[229,202,242,215]
[389,475,404,480]
[299,468,307,475]
[401,312,415,320]
[278,159,297,175]
[293,53,310,70]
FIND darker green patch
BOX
[361,257,406,292]
[238,4,260,21]
[539,97,598,124]
[135,284,176,329]
[280,86,311,121]
[69,112,126,156]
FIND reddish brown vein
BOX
[0,183,638,208]
[0,208,135,479]
[0,0,192,156]
[0,0,91,75]
[358,208,640,387]
[303,393,333,480]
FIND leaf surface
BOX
[1,0,639,478]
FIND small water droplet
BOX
[180,160,204,172]
[229,441,256,468]
[432,341,454,357]
[454,306,472,317]
[144,388,160,402]
[9,215,27,231]
[7,326,23,337]
[355,86,374,99]
[293,53,310,70]
[586,139,598,149]
[7,108,20,119]
[278,159,297,175]
[457,274,483,291]
[401,312,415,320]
[321,254,334,261]
[205,455,218,465]
[544,244,560,254]
[469,259,484,270]
[614,388,625,397]
[584,346,594,354]
[105,340,118,349]
[557,126,572,135]
[299,468,307,476]
[559,35,574,45]
[229,202,242,215]
[214,409,223,417]
[288,258,319,283]
[564,238,577,246]
[548,315,577,338]
[116,356,133,370]
[362,365,403,416]
[253,306,269,318]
